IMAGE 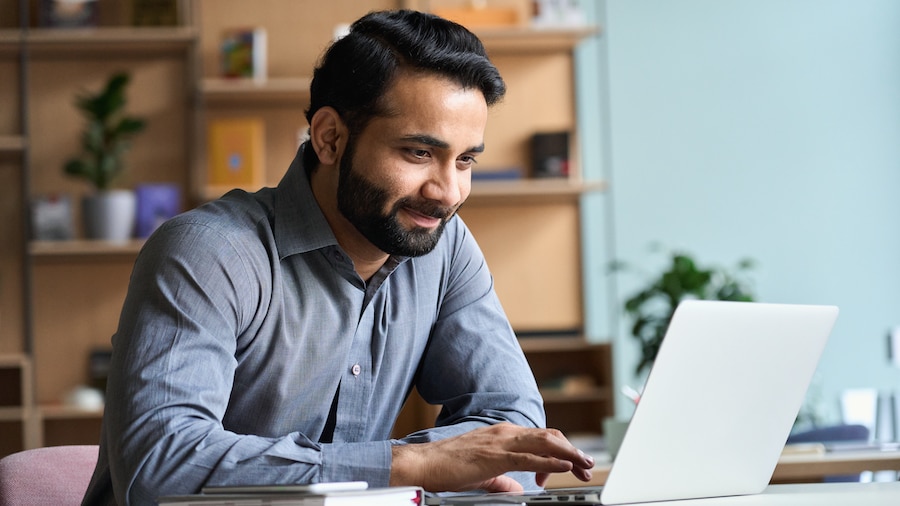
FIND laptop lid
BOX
[599,300,838,504]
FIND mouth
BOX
[402,206,444,229]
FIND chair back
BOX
[0,445,98,506]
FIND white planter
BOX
[83,189,136,241]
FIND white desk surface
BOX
[545,447,900,488]
[626,481,900,505]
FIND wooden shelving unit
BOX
[0,0,613,454]
[0,0,197,454]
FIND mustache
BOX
[394,197,458,221]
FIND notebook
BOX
[429,300,839,505]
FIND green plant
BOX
[64,72,147,190]
[611,247,757,375]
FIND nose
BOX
[421,162,463,207]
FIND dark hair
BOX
[302,9,506,170]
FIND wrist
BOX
[390,443,423,487]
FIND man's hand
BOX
[389,423,594,492]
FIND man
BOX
[82,10,593,506]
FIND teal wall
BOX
[577,0,900,422]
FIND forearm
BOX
[111,420,393,503]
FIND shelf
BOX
[0,354,29,368]
[0,29,23,54]
[476,25,600,54]
[199,178,605,205]
[0,407,27,422]
[540,388,611,403]
[13,27,196,55]
[38,405,103,420]
[519,336,598,352]
[201,77,312,103]
[30,239,145,257]
[0,135,26,154]
[467,178,606,204]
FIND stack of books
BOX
[158,482,423,505]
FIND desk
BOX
[617,481,900,505]
[544,448,900,488]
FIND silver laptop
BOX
[430,300,839,505]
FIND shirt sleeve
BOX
[397,218,547,490]
[96,218,393,505]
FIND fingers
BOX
[499,425,594,472]
[479,475,525,493]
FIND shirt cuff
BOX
[319,439,393,487]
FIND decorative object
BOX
[64,72,147,240]
[531,131,569,178]
[206,117,265,190]
[135,183,181,238]
[39,0,98,28]
[610,246,756,375]
[30,193,74,240]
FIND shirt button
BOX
[351,364,361,376]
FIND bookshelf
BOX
[0,0,613,455]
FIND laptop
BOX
[429,300,839,505]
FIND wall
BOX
[579,0,900,423]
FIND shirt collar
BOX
[273,146,340,260]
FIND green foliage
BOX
[63,72,147,190]
[611,247,757,376]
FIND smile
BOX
[402,207,443,229]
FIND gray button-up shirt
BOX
[83,150,545,505]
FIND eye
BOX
[406,148,431,160]
[457,154,478,169]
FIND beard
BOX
[336,142,460,257]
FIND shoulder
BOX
[138,190,277,277]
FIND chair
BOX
[787,424,870,482]
[0,445,98,506]
[787,423,870,445]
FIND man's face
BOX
[336,72,488,257]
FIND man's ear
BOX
[309,107,347,166]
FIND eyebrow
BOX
[401,134,485,154]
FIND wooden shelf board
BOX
[477,25,600,53]
[0,407,28,422]
[0,353,29,368]
[38,405,103,420]
[539,388,610,403]
[519,336,598,352]
[22,27,196,55]
[198,179,604,204]
[0,135,26,153]
[467,178,605,204]
[201,77,312,103]
[30,239,145,257]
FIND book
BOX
[158,485,424,506]
[131,0,180,26]
[135,183,182,238]
[221,27,268,80]
[207,118,265,190]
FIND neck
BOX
[309,165,389,281]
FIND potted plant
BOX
[64,72,146,240]
[611,247,757,375]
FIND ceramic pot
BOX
[82,189,136,240]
